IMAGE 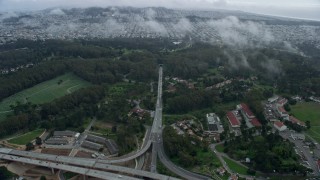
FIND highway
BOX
[0,153,140,180]
[150,65,163,173]
[0,148,179,180]
[150,66,211,180]
[158,134,211,180]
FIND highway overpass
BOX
[0,148,179,180]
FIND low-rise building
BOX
[289,116,306,127]
[277,106,289,119]
[86,134,106,145]
[227,111,241,128]
[81,140,103,151]
[45,138,68,145]
[228,174,238,180]
[274,121,287,131]
[237,103,262,128]
[277,98,288,106]
[216,167,226,176]
[238,103,255,119]
[268,95,279,103]
[105,139,119,155]
[251,118,262,127]
[206,113,224,133]
[53,131,77,137]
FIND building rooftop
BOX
[45,138,68,145]
[86,134,106,144]
[81,140,103,151]
[289,116,306,126]
[105,139,119,155]
[274,121,285,128]
[240,103,254,118]
[278,98,288,105]
[53,130,77,137]
[278,106,287,114]
[227,111,240,127]
[251,118,262,127]
[206,113,224,133]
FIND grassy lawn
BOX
[0,73,91,121]
[216,144,224,153]
[222,156,248,175]
[8,129,44,145]
[291,102,320,143]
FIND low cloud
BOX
[208,16,274,47]
[49,8,65,16]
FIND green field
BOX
[291,102,320,143]
[216,144,225,153]
[0,73,91,121]
[8,129,44,145]
[222,156,248,175]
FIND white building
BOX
[273,121,287,131]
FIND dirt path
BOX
[67,84,81,94]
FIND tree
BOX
[26,142,34,151]
[35,137,42,145]
[284,104,291,112]
[40,176,46,180]
[111,125,117,133]
[306,121,311,129]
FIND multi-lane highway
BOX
[0,153,140,180]
[149,66,211,180]
[0,148,179,180]
[0,65,213,180]
[150,65,164,173]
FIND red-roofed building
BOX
[277,106,289,119]
[227,111,241,128]
[277,98,288,106]
[289,116,306,127]
[317,160,320,171]
[240,103,255,119]
[273,121,287,131]
[251,118,262,127]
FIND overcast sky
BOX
[0,0,320,21]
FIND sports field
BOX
[291,102,320,143]
[0,73,91,121]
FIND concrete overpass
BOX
[0,153,140,180]
[0,148,179,180]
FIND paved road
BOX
[209,144,256,179]
[0,153,140,180]
[158,136,211,180]
[150,66,212,180]
[279,130,320,176]
[0,148,180,180]
[150,66,163,173]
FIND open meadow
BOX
[0,73,91,121]
[7,129,44,145]
[291,102,320,143]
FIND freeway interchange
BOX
[0,65,211,180]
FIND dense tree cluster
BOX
[224,132,311,174]
[163,126,208,167]
[164,89,218,114]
